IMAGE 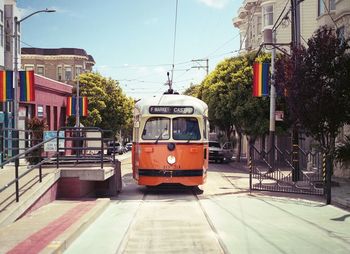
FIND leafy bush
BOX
[26,117,48,165]
[335,136,350,164]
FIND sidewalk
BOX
[229,160,350,210]
[0,155,129,253]
[0,199,109,254]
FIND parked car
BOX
[107,141,124,155]
[209,141,234,163]
[125,143,132,151]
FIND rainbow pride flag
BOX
[0,71,13,102]
[66,97,88,116]
[252,62,270,97]
[66,97,75,116]
[19,70,35,102]
[80,96,88,116]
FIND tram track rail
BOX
[115,185,228,254]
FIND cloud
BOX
[197,0,230,9]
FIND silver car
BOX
[209,141,234,163]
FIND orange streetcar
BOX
[132,92,209,186]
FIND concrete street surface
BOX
[66,155,350,254]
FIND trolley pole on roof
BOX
[167,72,173,93]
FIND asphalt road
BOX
[65,155,350,254]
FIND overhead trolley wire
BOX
[171,0,179,86]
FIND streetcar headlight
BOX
[167,155,176,165]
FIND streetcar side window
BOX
[203,117,208,139]
[142,117,170,140]
[173,117,200,140]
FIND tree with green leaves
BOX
[198,52,276,161]
[275,26,350,158]
[69,72,134,138]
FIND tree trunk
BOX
[236,132,242,162]
[247,136,256,166]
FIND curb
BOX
[41,198,110,254]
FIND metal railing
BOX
[0,127,117,203]
[0,134,56,202]
[55,127,115,169]
[249,144,324,196]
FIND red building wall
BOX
[19,74,73,130]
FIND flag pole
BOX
[76,78,80,128]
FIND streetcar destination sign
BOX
[149,106,194,114]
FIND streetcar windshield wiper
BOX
[186,124,196,143]
[155,127,168,144]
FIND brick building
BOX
[21,47,95,86]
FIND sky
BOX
[17,0,242,100]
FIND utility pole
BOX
[268,30,276,170]
[191,59,209,75]
[76,78,80,128]
[291,0,301,182]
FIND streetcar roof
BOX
[135,94,208,116]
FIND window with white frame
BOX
[57,66,62,81]
[37,105,44,117]
[37,66,44,75]
[0,25,3,47]
[75,65,83,77]
[64,66,72,81]
[329,0,335,11]
[24,65,34,71]
[318,0,325,16]
[263,5,274,27]
[257,16,262,34]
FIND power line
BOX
[205,34,240,58]
[272,0,290,32]
[170,0,179,86]
[321,0,338,30]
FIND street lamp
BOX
[13,8,56,129]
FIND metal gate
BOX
[249,145,324,195]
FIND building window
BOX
[318,0,325,16]
[24,65,34,71]
[329,0,335,11]
[0,25,3,47]
[75,66,82,78]
[263,5,273,27]
[64,66,72,81]
[57,66,62,81]
[37,66,44,75]
[37,105,44,118]
[46,105,51,128]
[257,16,262,34]
[0,10,3,23]
[337,26,345,44]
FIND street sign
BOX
[44,131,65,152]
[275,111,284,121]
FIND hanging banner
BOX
[252,62,270,97]
[0,70,14,102]
[66,97,88,116]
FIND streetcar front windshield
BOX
[173,117,200,140]
[142,117,170,140]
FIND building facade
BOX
[19,74,73,131]
[233,0,349,52]
[233,0,350,176]
[233,0,320,52]
[21,47,95,86]
[0,0,20,70]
